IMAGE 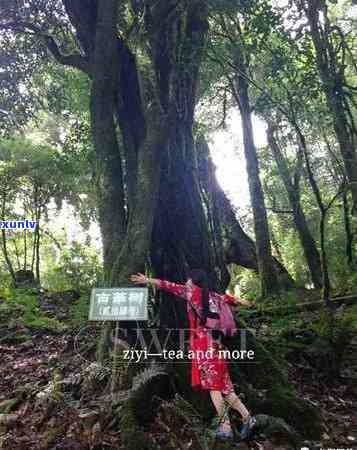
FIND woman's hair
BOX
[188,269,210,326]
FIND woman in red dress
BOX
[130,269,256,440]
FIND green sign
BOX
[89,287,148,321]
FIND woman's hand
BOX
[130,273,149,284]
[236,297,254,307]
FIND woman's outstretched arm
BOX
[220,292,253,308]
[130,273,160,287]
[130,273,187,299]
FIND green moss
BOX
[255,386,323,440]
[228,321,289,389]
[242,381,322,440]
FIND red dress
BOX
[157,279,237,394]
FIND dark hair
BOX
[188,269,210,326]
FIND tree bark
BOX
[148,1,220,330]
[89,0,126,283]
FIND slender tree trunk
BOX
[12,239,21,270]
[31,187,38,273]
[1,190,16,284]
[232,47,279,297]
[267,124,323,289]
[342,190,354,267]
[31,228,36,274]
[23,229,27,270]
[270,228,284,263]
[303,0,357,213]
[35,211,40,283]
[295,126,332,303]
[1,230,16,284]
[319,209,330,301]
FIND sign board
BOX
[89,287,148,321]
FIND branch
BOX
[0,21,90,74]
[267,207,294,214]
[41,228,62,250]
[326,184,344,212]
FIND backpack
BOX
[190,292,238,338]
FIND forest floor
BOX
[0,288,356,450]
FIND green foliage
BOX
[68,291,90,327]
[42,240,102,292]
[0,271,12,289]
[0,287,65,331]
[0,132,95,287]
[233,267,261,300]
[312,306,357,344]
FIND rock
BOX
[254,414,299,446]
[239,384,322,440]
[40,289,80,304]
[13,270,38,288]
[0,413,19,427]
[78,409,99,426]
[38,289,81,319]
[15,381,41,397]
[0,398,20,414]
[78,410,99,420]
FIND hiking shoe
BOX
[240,415,256,439]
[215,428,234,440]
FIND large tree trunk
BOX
[232,46,280,297]
[267,124,323,289]
[90,0,126,283]
[149,1,223,331]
